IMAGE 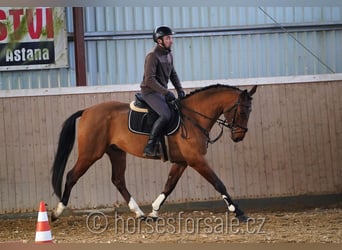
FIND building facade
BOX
[0,5,341,89]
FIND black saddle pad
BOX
[128,93,180,136]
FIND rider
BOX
[140,25,185,157]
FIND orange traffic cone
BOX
[35,201,53,243]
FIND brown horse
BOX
[51,84,257,222]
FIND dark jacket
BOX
[140,45,182,95]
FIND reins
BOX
[179,105,225,144]
[175,93,248,144]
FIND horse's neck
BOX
[182,89,239,129]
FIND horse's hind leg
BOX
[149,163,187,219]
[52,157,96,221]
[107,147,145,218]
[190,158,248,222]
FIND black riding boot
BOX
[143,136,160,157]
[143,116,168,157]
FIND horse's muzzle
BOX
[232,137,243,142]
[231,131,246,142]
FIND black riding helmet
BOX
[153,26,174,43]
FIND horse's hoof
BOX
[50,213,58,222]
[237,214,249,223]
[137,215,147,221]
[146,216,158,222]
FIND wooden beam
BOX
[73,7,86,86]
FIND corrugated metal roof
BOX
[82,6,342,31]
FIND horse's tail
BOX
[51,110,84,200]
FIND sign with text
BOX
[0,7,68,71]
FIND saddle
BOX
[128,93,180,136]
[128,93,181,162]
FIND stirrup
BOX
[143,144,160,157]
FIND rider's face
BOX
[159,35,173,49]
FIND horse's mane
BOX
[183,84,241,99]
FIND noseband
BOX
[180,93,250,144]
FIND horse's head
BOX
[223,85,257,142]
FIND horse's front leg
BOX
[149,162,187,219]
[190,157,248,222]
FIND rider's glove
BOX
[165,91,176,102]
[177,90,186,99]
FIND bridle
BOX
[222,94,250,133]
[178,93,250,144]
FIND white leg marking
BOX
[152,193,166,211]
[222,195,235,212]
[54,202,66,217]
[149,193,166,218]
[148,210,159,218]
[228,204,236,212]
[128,197,145,218]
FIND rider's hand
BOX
[165,91,176,102]
[177,90,185,99]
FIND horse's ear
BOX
[249,85,257,96]
[241,89,248,98]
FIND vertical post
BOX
[73,7,86,86]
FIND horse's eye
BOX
[240,108,251,117]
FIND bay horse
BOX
[51,84,257,222]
